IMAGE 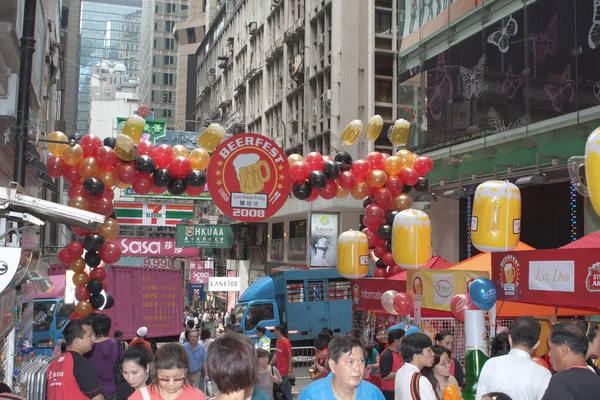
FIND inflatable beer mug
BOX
[197,123,226,152]
[569,127,600,215]
[120,114,146,144]
[341,120,364,146]
[337,230,369,279]
[471,180,521,252]
[232,154,270,195]
[392,209,431,269]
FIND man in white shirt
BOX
[475,317,551,400]
[395,333,436,400]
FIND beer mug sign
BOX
[233,154,271,195]
[569,127,600,215]
[471,180,521,252]
[337,230,369,279]
[392,209,431,269]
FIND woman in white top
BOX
[422,346,460,399]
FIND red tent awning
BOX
[560,231,600,249]
[388,256,452,281]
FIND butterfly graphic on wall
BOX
[488,107,530,135]
[589,0,600,49]
[529,14,558,64]
[460,55,486,102]
[543,64,574,112]
[427,53,453,121]
[502,65,524,100]
[487,15,518,53]
[593,81,600,101]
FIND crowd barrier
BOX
[291,346,317,379]
[18,355,55,400]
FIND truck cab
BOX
[32,298,73,355]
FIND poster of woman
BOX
[310,214,339,267]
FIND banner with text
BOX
[115,202,194,226]
[189,269,213,285]
[208,277,241,292]
[350,278,406,313]
[110,237,199,257]
[176,224,232,248]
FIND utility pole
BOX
[13,0,37,187]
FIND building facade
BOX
[77,0,142,134]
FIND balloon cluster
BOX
[46,105,227,318]
[450,277,498,322]
[381,289,414,316]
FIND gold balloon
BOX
[70,258,86,273]
[68,195,91,211]
[72,272,90,287]
[172,145,189,158]
[189,148,210,170]
[116,181,130,189]
[396,149,414,168]
[341,120,364,146]
[351,182,369,199]
[366,169,388,188]
[62,144,84,166]
[97,218,120,240]
[97,168,119,188]
[365,115,384,142]
[392,193,413,211]
[47,131,69,156]
[75,300,93,317]
[384,156,403,176]
[411,152,419,163]
[288,154,304,165]
[78,156,100,179]
[336,185,349,198]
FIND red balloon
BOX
[306,188,320,202]
[118,162,137,184]
[63,165,82,184]
[413,156,434,176]
[66,241,84,259]
[362,228,371,235]
[58,248,73,264]
[47,156,66,178]
[92,196,114,217]
[169,156,191,179]
[366,231,379,248]
[382,153,390,161]
[154,145,175,168]
[89,267,106,282]
[96,146,118,169]
[75,286,91,302]
[290,161,310,182]
[400,168,419,186]
[374,268,388,278]
[102,187,115,200]
[69,311,83,321]
[320,180,338,200]
[386,175,404,195]
[374,188,393,206]
[366,204,386,221]
[138,140,156,157]
[103,282,108,291]
[323,155,334,163]
[305,152,324,171]
[67,182,85,198]
[388,264,403,276]
[186,185,203,196]
[72,226,92,237]
[373,246,386,259]
[450,294,479,323]
[338,171,357,191]
[79,134,102,157]
[362,215,381,230]
[98,242,122,264]
[382,252,395,267]
[366,152,385,170]
[351,160,371,180]
[393,293,414,315]
[131,173,153,195]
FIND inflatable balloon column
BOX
[462,310,489,400]
[392,209,431,269]
[569,127,600,215]
[337,230,369,279]
[471,180,521,252]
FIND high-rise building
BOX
[139,0,189,129]
[78,0,142,134]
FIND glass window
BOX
[33,301,56,332]
[287,281,304,303]
[245,303,275,331]
[187,27,196,43]
[375,10,392,34]
[308,282,325,302]
[233,303,247,326]
[272,223,284,239]
[328,279,351,300]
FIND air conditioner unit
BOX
[248,21,258,35]
[322,89,331,103]
[317,34,325,47]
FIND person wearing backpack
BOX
[84,314,122,400]
[394,333,436,400]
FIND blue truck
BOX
[32,297,73,355]
[233,268,352,345]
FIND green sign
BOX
[116,117,167,143]
[123,187,212,200]
[176,224,233,248]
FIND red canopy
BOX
[388,256,452,281]
[560,231,600,249]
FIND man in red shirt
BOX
[270,324,293,400]
[46,320,104,400]
[379,328,405,400]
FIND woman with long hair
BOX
[128,343,206,400]
[422,346,460,399]
[576,320,600,375]
[116,348,150,400]
[434,330,465,386]
[256,349,282,400]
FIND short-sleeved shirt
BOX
[130,337,153,355]
[47,351,103,399]
[183,343,207,374]
[256,367,281,400]
[299,371,385,400]
[541,367,600,400]
[84,337,120,396]
[128,384,207,400]
[250,387,270,400]
[275,337,292,377]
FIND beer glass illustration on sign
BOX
[233,154,271,194]
[471,180,521,252]
[569,127,600,216]
[392,209,431,269]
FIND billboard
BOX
[309,214,339,267]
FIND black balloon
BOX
[85,251,102,268]
[103,137,116,149]
[323,160,340,180]
[83,177,105,196]
[109,209,117,220]
[386,210,399,225]
[334,151,353,170]
[292,182,312,200]
[377,224,392,241]
[88,293,106,309]
[386,241,392,252]
[104,295,114,309]
[363,197,374,208]
[186,170,207,187]
[402,184,413,193]
[413,177,429,194]
[376,259,386,269]
[135,155,157,174]
[168,179,187,195]
[153,168,171,187]
[69,133,85,142]
[87,279,104,295]
[309,170,327,189]
[83,233,105,252]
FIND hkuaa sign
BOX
[176,224,232,248]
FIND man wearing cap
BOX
[255,326,271,352]
[129,327,152,355]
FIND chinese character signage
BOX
[110,237,200,257]
[310,213,339,267]
[114,202,194,226]
[117,117,166,142]
[176,225,232,248]
[189,269,213,284]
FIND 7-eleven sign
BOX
[115,202,194,226]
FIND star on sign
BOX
[216,179,223,186]
[279,174,284,180]
[277,184,283,189]
[216,170,221,176]
[217,160,223,166]
[278,165,284,171]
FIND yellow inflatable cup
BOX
[337,230,369,279]
[569,127,600,216]
[392,209,431,269]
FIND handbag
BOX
[271,366,286,400]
